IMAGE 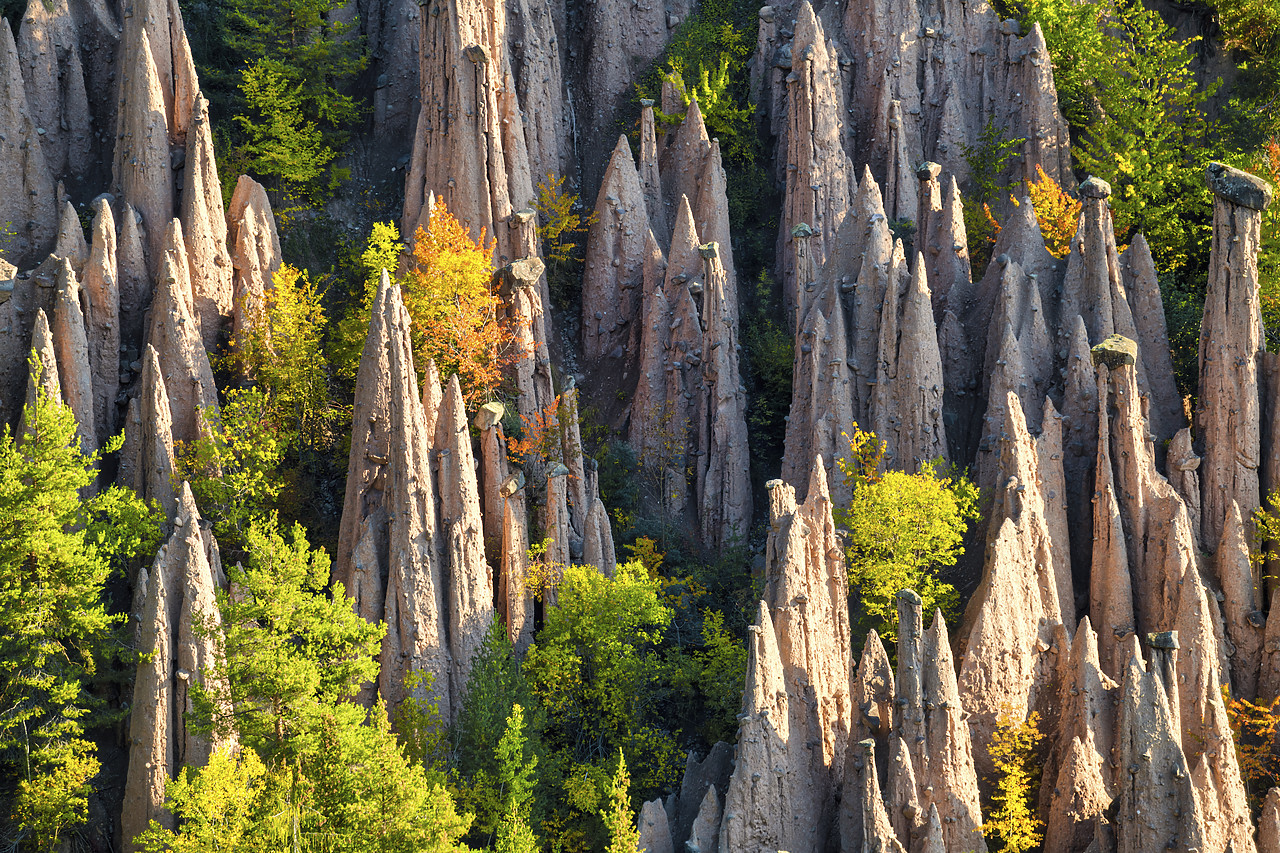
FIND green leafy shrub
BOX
[175,389,286,550]
[601,751,640,853]
[640,0,759,168]
[493,704,540,853]
[664,610,748,747]
[236,59,340,200]
[522,561,683,850]
[535,174,595,311]
[331,221,406,388]
[833,428,979,647]
[450,621,543,848]
[227,262,343,458]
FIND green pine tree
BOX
[150,517,474,853]
[1,358,160,850]
[602,751,639,853]
[189,516,384,759]
[493,705,539,853]
[236,59,341,200]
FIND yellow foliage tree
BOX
[405,205,530,409]
[983,707,1044,853]
[228,263,341,455]
[1024,164,1081,259]
[979,165,1085,265]
[1224,686,1280,806]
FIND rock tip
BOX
[1090,334,1136,368]
[1206,161,1274,210]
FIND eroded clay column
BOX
[1198,162,1274,552]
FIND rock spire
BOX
[1198,162,1273,552]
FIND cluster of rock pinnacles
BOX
[2,0,1280,845]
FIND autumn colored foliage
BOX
[1024,165,1082,259]
[978,166,1085,267]
[1225,687,1280,805]
[507,398,562,465]
[404,206,531,409]
[983,707,1045,853]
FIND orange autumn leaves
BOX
[403,205,531,409]
[980,164,1083,261]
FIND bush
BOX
[833,428,979,646]
[331,221,406,387]
[175,389,287,549]
[535,174,595,312]
[227,262,343,457]
[522,561,684,849]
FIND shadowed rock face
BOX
[115,29,174,278]
[23,308,62,423]
[83,198,119,447]
[120,532,175,853]
[1261,788,1280,853]
[779,0,854,325]
[1113,650,1208,853]
[1040,619,1116,853]
[0,19,56,266]
[958,392,1073,778]
[227,175,282,355]
[1120,234,1184,446]
[179,93,232,352]
[15,0,92,185]
[51,257,95,453]
[144,220,218,448]
[435,374,494,707]
[118,345,177,522]
[695,244,751,548]
[122,485,230,852]
[582,136,651,365]
[637,799,673,853]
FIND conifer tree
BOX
[150,518,474,853]
[493,705,539,853]
[1,360,160,849]
[602,750,639,853]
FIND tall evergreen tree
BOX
[147,518,474,853]
[0,360,159,850]
[493,705,539,853]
